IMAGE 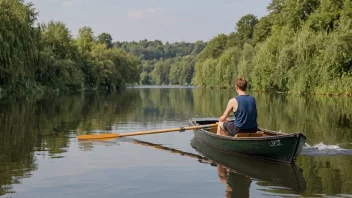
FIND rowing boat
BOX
[189,118,306,164]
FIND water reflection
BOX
[0,87,351,197]
[109,137,306,197]
[127,139,253,197]
[190,138,306,197]
[217,165,251,198]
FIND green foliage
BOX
[140,71,150,85]
[75,26,95,54]
[115,39,206,85]
[0,0,40,92]
[98,32,113,48]
[2,0,352,95]
[267,0,287,26]
[40,21,74,59]
[37,21,84,91]
[306,0,342,32]
[150,58,174,85]
[253,16,273,43]
[38,47,84,91]
[115,40,206,61]
[236,14,258,41]
[0,1,140,94]
[90,43,139,90]
[238,44,255,81]
[199,34,228,60]
[169,56,196,85]
[225,32,240,48]
[193,0,352,95]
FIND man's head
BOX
[235,77,247,91]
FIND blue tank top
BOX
[234,95,258,129]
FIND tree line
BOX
[1,0,351,96]
[114,40,206,85]
[113,0,352,95]
[0,0,139,96]
[193,0,352,95]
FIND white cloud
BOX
[128,8,158,20]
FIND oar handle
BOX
[77,124,218,140]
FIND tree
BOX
[75,26,95,53]
[199,34,228,60]
[236,14,259,41]
[0,0,40,92]
[90,44,139,90]
[285,0,320,30]
[267,0,287,26]
[41,21,74,59]
[253,16,273,43]
[190,41,206,56]
[98,33,113,48]
[39,21,84,91]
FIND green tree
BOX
[199,34,228,60]
[267,0,287,26]
[150,58,174,85]
[90,43,139,90]
[193,0,352,95]
[75,26,95,54]
[0,0,40,93]
[98,32,113,48]
[253,16,273,43]
[236,14,259,41]
[0,0,141,95]
[40,21,75,59]
[285,0,320,30]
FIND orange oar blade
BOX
[77,133,120,140]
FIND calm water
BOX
[0,86,351,198]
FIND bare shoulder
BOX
[229,98,238,106]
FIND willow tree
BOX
[90,43,139,90]
[39,21,84,91]
[0,0,40,92]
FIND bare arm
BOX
[219,98,238,122]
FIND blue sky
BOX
[27,0,271,42]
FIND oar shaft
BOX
[118,124,216,137]
[77,124,217,140]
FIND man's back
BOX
[234,95,258,130]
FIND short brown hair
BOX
[235,77,247,91]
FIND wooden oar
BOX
[77,123,218,140]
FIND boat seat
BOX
[235,132,264,138]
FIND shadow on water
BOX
[190,138,306,197]
[106,137,306,197]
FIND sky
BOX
[26,0,272,43]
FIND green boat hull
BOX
[189,118,306,164]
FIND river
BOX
[0,86,351,197]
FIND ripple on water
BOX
[302,142,352,156]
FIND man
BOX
[217,77,258,136]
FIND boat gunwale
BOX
[189,118,305,141]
